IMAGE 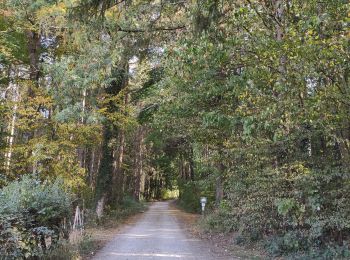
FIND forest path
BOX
[92,201,235,260]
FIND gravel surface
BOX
[92,201,236,260]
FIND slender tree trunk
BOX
[118,129,126,196]
[133,125,144,201]
[273,0,286,80]
[5,99,18,173]
[77,89,88,170]
[268,0,286,115]
[274,0,284,42]
[133,127,140,200]
[96,194,106,220]
[26,30,41,174]
[189,146,195,181]
[95,124,114,212]
[4,70,20,175]
[89,148,96,187]
[215,149,225,207]
[215,174,223,206]
[81,88,87,123]
[338,125,350,167]
[112,128,125,203]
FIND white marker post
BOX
[200,197,207,215]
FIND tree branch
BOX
[245,0,272,30]
[117,25,186,33]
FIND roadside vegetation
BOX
[1,0,349,259]
[0,176,145,259]
[45,197,146,259]
[0,177,71,258]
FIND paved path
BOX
[93,201,234,260]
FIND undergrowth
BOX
[200,206,350,259]
[87,196,146,228]
[42,233,98,259]
[46,196,146,259]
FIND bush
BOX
[202,200,238,233]
[42,240,78,260]
[117,196,146,218]
[203,165,350,257]
[265,231,309,256]
[87,196,146,228]
[0,176,72,259]
[178,179,215,213]
[178,181,201,212]
[43,234,98,260]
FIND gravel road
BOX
[93,201,235,260]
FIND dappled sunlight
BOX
[109,252,196,258]
[146,229,182,232]
[147,210,183,215]
[92,202,226,259]
[119,234,152,238]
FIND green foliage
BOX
[120,195,143,210]
[0,176,72,259]
[87,196,146,228]
[42,240,79,260]
[1,0,349,258]
[202,200,238,234]
[177,181,201,213]
[266,235,350,259]
[160,188,179,200]
[0,15,29,64]
[42,234,98,260]
[152,0,350,257]
[265,231,309,256]
[177,178,215,213]
[5,0,58,17]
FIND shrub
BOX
[202,200,238,233]
[178,179,215,213]
[265,231,309,256]
[178,181,201,212]
[87,196,146,228]
[0,176,72,259]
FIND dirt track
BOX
[92,201,235,260]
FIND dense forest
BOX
[0,0,349,258]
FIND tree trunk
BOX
[189,146,195,181]
[133,125,144,201]
[111,61,129,204]
[95,126,114,206]
[112,128,125,203]
[26,30,41,94]
[215,165,224,207]
[96,194,106,220]
[4,74,20,175]
[274,0,286,76]
[26,30,41,174]
[81,88,87,124]
[338,124,350,167]
[89,148,96,188]
[5,99,18,174]
[215,149,225,207]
